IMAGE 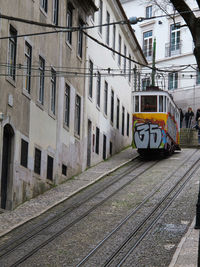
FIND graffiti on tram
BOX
[132,113,179,149]
[134,122,164,149]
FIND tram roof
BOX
[132,89,172,98]
[132,88,179,111]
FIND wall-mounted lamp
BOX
[158,21,162,25]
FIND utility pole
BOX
[151,38,156,86]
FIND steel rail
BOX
[0,156,143,259]
[0,158,158,266]
[103,154,200,267]
[76,149,199,266]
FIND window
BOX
[168,72,178,90]
[8,25,17,80]
[116,98,120,129]
[34,148,41,175]
[128,54,131,82]
[135,96,139,112]
[122,106,125,135]
[111,90,114,123]
[112,24,116,55]
[89,60,93,98]
[96,71,101,107]
[104,81,108,115]
[24,42,32,93]
[118,34,121,66]
[99,0,103,34]
[159,96,164,112]
[143,30,152,60]
[124,45,127,74]
[146,6,152,18]
[51,68,56,114]
[127,113,130,136]
[170,23,180,54]
[78,19,84,58]
[39,56,45,104]
[66,3,73,45]
[106,11,110,45]
[110,141,112,155]
[103,134,107,160]
[75,95,81,136]
[64,83,70,127]
[40,0,48,13]
[164,96,166,112]
[53,0,59,25]
[141,95,157,112]
[95,127,100,154]
[20,139,28,168]
[197,69,200,85]
[47,155,53,180]
[62,164,67,176]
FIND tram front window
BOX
[141,95,157,112]
[135,96,139,112]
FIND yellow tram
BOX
[132,88,181,156]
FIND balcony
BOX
[165,41,182,57]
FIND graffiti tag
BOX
[134,123,162,149]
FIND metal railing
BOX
[165,41,182,57]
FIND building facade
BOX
[0,0,97,209]
[121,0,200,117]
[83,0,147,168]
[0,0,146,210]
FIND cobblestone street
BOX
[0,148,198,266]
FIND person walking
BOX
[185,107,194,128]
[196,108,200,122]
[179,108,184,128]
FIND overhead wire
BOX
[0,61,199,79]
[0,8,199,29]
[0,8,199,75]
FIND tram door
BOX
[1,124,14,209]
[87,120,92,167]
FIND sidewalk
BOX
[0,147,198,266]
[169,218,199,267]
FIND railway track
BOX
[0,150,198,266]
[102,155,200,266]
[0,156,158,266]
[76,150,200,266]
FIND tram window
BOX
[163,96,166,112]
[135,96,139,112]
[166,98,169,112]
[168,102,172,114]
[141,95,157,112]
[172,106,175,116]
[159,96,163,112]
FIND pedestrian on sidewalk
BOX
[179,108,184,128]
[196,108,200,122]
[185,107,194,128]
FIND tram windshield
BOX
[141,95,157,112]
